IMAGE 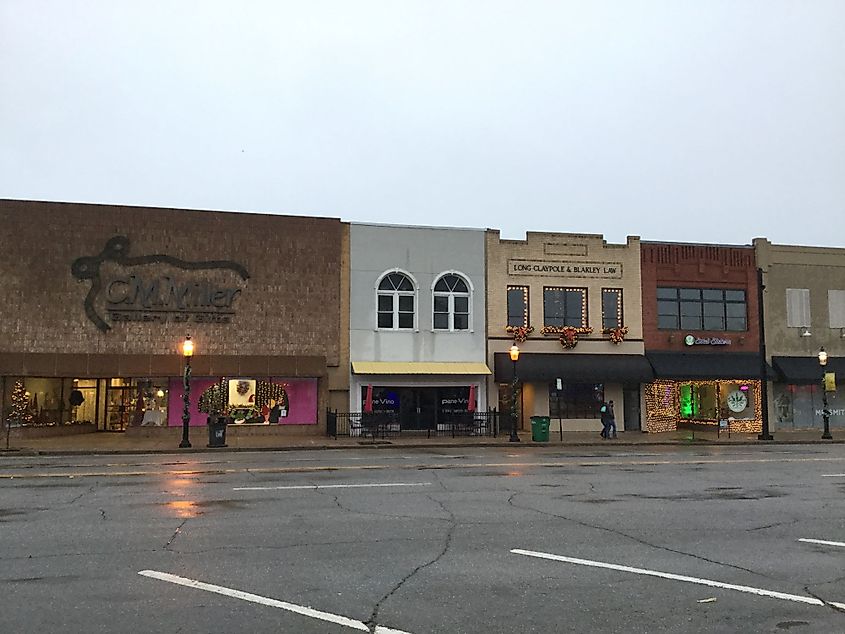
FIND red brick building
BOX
[0,200,348,435]
[641,242,764,433]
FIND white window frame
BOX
[431,271,474,333]
[375,269,418,331]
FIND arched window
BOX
[377,271,416,330]
[433,273,471,331]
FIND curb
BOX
[4,438,845,457]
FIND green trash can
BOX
[531,416,551,442]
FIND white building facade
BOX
[349,223,490,430]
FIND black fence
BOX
[327,409,501,439]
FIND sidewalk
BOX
[2,427,843,456]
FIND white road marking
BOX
[799,538,845,548]
[511,549,845,609]
[821,474,845,477]
[138,570,414,633]
[232,482,431,491]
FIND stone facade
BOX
[755,238,845,430]
[0,199,349,429]
[486,230,645,431]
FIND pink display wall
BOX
[167,377,318,426]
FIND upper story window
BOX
[658,287,747,331]
[433,273,471,331]
[602,288,623,330]
[829,290,845,328]
[544,287,587,328]
[377,271,416,330]
[507,286,529,327]
[786,288,811,328]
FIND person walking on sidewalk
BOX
[607,400,618,439]
[600,401,611,439]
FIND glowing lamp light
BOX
[156,389,165,398]
[509,344,520,362]
[818,347,828,366]
[182,335,194,357]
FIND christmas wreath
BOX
[603,326,629,344]
[541,325,593,349]
[505,325,534,342]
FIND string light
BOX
[644,379,763,434]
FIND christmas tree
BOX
[7,380,33,426]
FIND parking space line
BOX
[138,570,414,633]
[511,549,845,609]
[799,538,845,548]
[232,482,431,491]
[821,474,845,477]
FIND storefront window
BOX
[657,287,747,331]
[544,287,587,328]
[106,378,169,430]
[549,382,604,419]
[2,377,93,426]
[507,286,529,327]
[602,289,623,330]
[679,381,756,421]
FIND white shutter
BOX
[829,290,845,328]
[786,288,811,328]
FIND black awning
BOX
[772,356,845,384]
[493,353,654,383]
[647,351,773,380]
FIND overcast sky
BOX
[2,1,843,246]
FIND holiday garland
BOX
[603,326,629,344]
[541,325,593,349]
[505,325,534,342]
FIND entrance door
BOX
[622,386,641,432]
[398,388,438,431]
[106,385,134,431]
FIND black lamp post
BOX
[509,344,521,442]
[179,334,194,448]
[819,347,832,440]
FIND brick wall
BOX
[641,242,760,352]
[0,200,344,367]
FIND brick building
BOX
[641,242,764,433]
[0,200,348,434]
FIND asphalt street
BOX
[2,444,845,633]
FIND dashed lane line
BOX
[138,570,414,633]
[233,482,432,491]
[3,455,845,479]
[511,549,845,610]
[799,538,845,548]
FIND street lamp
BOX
[179,334,194,448]
[509,344,520,442]
[819,347,832,440]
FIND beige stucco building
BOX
[486,230,649,434]
[755,238,845,431]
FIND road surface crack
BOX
[508,492,776,581]
[365,492,457,631]
[165,519,189,549]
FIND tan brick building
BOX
[486,230,649,434]
[0,200,349,434]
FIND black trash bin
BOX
[207,415,230,448]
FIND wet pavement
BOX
[2,425,843,456]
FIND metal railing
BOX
[327,409,500,439]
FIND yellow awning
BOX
[352,361,492,375]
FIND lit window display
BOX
[646,379,762,433]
